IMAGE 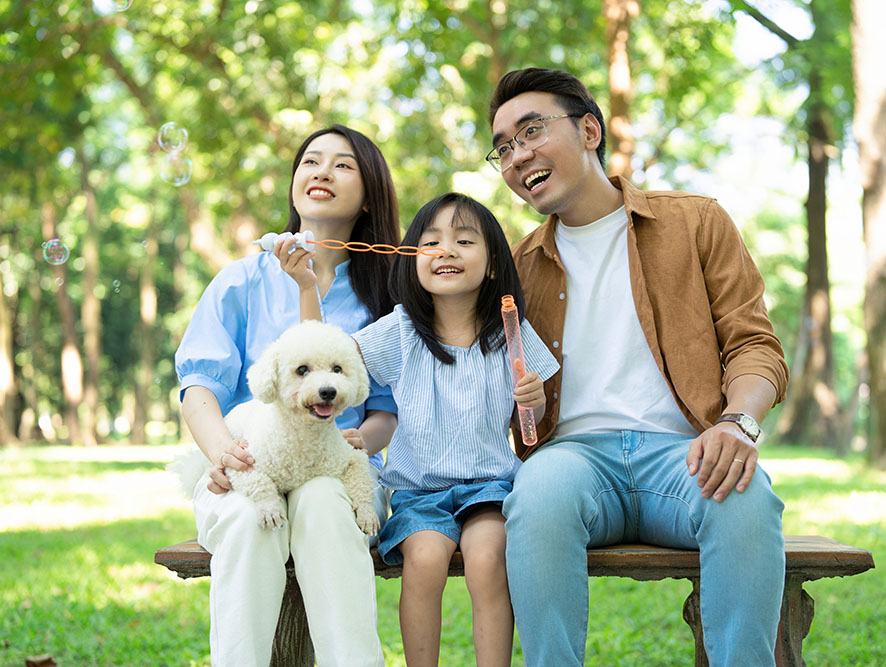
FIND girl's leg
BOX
[398,529,459,667]
[459,506,514,667]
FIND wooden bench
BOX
[155,535,873,667]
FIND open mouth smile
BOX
[307,187,334,198]
[434,266,462,275]
[308,402,335,419]
[523,170,551,192]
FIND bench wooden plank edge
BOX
[154,535,874,583]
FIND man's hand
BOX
[208,438,254,494]
[686,422,758,502]
[340,428,369,455]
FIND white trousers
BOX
[193,471,390,667]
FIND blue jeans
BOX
[502,432,785,667]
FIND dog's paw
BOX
[256,501,287,530]
[354,504,380,536]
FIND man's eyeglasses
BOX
[486,114,582,172]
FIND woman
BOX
[175,125,400,667]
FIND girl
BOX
[175,125,399,667]
[354,193,559,666]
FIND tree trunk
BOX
[79,152,101,446]
[132,209,159,445]
[776,95,840,448]
[604,0,638,180]
[851,0,886,466]
[0,267,18,446]
[41,202,82,444]
[17,278,46,442]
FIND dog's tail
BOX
[167,448,211,499]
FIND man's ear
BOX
[580,114,603,152]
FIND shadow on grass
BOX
[5,459,170,479]
[0,513,210,666]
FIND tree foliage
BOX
[0,0,865,450]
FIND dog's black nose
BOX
[318,387,337,402]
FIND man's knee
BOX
[504,446,599,535]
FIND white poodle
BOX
[171,320,380,535]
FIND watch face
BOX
[739,414,760,437]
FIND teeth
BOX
[524,170,551,191]
[435,268,461,274]
[308,189,332,196]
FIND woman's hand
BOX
[340,428,369,455]
[208,438,254,494]
[274,236,316,291]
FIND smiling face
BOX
[290,133,367,231]
[416,204,490,305]
[491,91,604,224]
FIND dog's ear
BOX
[247,342,279,404]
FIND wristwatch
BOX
[715,413,761,442]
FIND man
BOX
[487,67,789,666]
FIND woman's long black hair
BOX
[285,125,400,321]
[390,192,525,364]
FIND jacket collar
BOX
[517,175,657,259]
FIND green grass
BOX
[0,444,882,666]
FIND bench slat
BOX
[155,534,873,583]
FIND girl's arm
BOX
[340,409,398,457]
[273,240,322,321]
[513,371,546,423]
[181,385,254,493]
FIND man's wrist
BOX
[715,412,761,442]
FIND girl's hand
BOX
[513,371,544,409]
[274,236,316,290]
[208,438,254,494]
[340,428,370,455]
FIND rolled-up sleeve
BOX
[175,262,250,413]
[699,199,789,402]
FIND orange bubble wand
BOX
[501,295,538,449]
[253,231,446,257]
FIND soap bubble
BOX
[43,239,70,265]
[160,153,193,187]
[157,122,188,153]
[55,277,65,286]
[113,279,121,293]
[93,0,132,15]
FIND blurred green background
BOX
[1,0,884,663]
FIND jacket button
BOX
[559,292,565,300]
[552,341,559,349]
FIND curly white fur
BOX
[170,320,380,535]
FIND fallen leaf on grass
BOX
[25,655,57,667]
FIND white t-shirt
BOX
[553,206,697,439]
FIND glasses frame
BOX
[485,114,582,172]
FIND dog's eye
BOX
[295,365,309,376]
[332,365,342,373]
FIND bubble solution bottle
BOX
[501,295,538,448]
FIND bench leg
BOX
[774,576,813,667]
[682,577,708,667]
[271,572,314,667]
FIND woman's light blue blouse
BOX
[352,305,559,490]
[175,251,395,467]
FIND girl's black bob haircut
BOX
[390,192,526,364]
